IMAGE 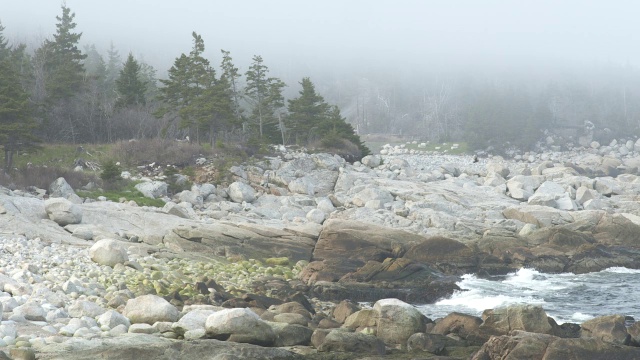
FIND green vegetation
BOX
[77,181,165,207]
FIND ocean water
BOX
[416,267,640,324]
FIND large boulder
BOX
[172,309,218,336]
[123,295,180,324]
[471,330,640,360]
[205,308,275,346]
[403,236,478,273]
[89,239,129,267]
[318,330,386,355]
[228,182,256,203]
[373,298,427,347]
[580,314,631,345]
[49,177,81,202]
[135,181,168,199]
[431,312,484,345]
[45,198,82,226]
[479,305,553,336]
[269,322,313,347]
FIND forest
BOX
[2,4,640,171]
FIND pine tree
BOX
[42,5,87,102]
[286,77,330,143]
[220,50,243,127]
[0,20,9,61]
[0,28,39,171]
[115,52,147,108]
[245,55,285,141]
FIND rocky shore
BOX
[2,138,640,359]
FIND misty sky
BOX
[1,0,639,75]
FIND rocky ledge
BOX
[1,139,640,358]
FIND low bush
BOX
[109,139,213,167]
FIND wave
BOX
[601,267,640,274]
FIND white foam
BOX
[570,312,595,322]
[435,288,546,312]
[602,267,640,274]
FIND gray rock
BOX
[135,181,168,199]
[68,300,106,318]
[318,330,385,355]
[205,308,276,346]
[48,177,78,201]
[123,295,179,324]
[89,239,128,267]
[373,298,426,347]
[97,310,131,330]
[228,182,256,203]
[45,198,82,226]
[361,155,382,168]
[172,309,217,336]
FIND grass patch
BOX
[77,181,166,207]
[12,143,111,169]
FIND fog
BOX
[3,0,639,74]
[3,0,640,145]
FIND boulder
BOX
[373,298,426,347]
[332,300,361,324]
[48,177,79,201]
[480,305,553,336]
[580,314,631,345]
[403,236,477,273]
[431,312,484,344]
[89,239,128,267]
[318,330,386,355]
[44,198,82,226]
[269,322,313,347]
[361,155,382,168]
[205,308,275,346]
[171,309,217,336]
[471,330,640,360]
[97,310,131,330]
[228,182,256,203]
[123,295,179,324]
[134,181,168,199]
[68,300,107,318]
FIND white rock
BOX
[45,198,82,226]
[306,209,326,224]
[123,294,179,324]
[205,308,275,346]
[89,239,128,267]
[373,298,425,346]
[228,182,256,203]
[134,181,168,199]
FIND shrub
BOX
[109,139,213,167]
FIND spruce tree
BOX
[0,39,39,171]
[0,20,9,61]
[220,50,243,127]
[42,5,86,102]
[286,77,330,143]
[245,55,285,141]
[115,52,147,108]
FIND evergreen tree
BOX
[286,77,330,143]
[115,52,146,108]
[220,50,243,127]
[0,20,9,61]
[245,55,285,141]
[0,37,39,171]
[286,77,369,158]
[42,5,86,102]
[156,32,214,141]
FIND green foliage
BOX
[115,52,146,108]
[0,29,40,171]
[41,5,87,102]
[245,55,286,141]
[286,78,369,160]
[156,32,233,144]
[77,181,165,207]
[100,160,122,185]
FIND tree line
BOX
[0,5,368,171]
